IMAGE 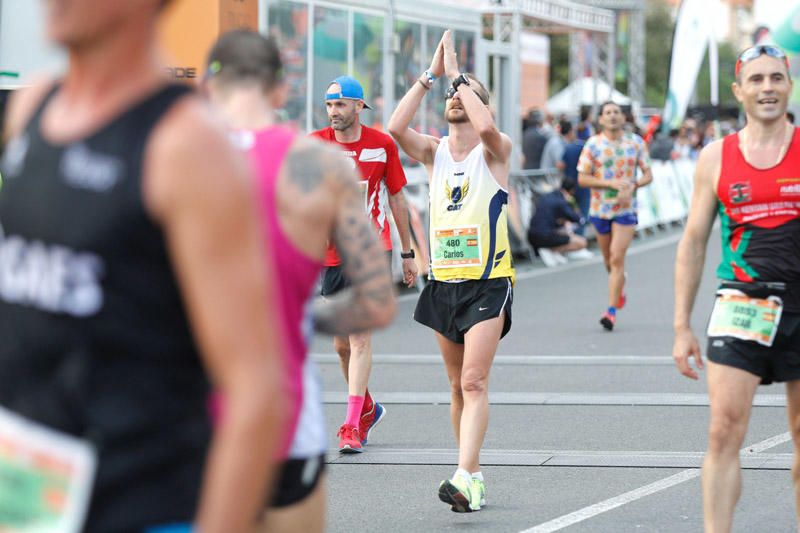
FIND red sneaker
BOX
[600,311,616,331]
[359,402,376,442]
[362,389,374,414]
[337,424,363,453]
[360,402,386,445]
[617,273,627,309]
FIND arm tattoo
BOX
[313,166,395,335]
[285,141,327,193]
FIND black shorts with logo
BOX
[706,281,800,385]
[414,277,513,344]
[270,454,325,508]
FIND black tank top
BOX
[0,84,211,531]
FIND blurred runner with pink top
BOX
[204,30,396,533]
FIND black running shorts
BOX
[320,263,350,296]
[707,312,800,385]
[414,277,513,344]
[528,231,570,250]
[270,454,326,508]
[321,252,393,297]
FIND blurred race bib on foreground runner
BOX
[0,405,96,533]
[707,290,784,347]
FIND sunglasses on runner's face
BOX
[735,45,789,77]
[445,86,489,105]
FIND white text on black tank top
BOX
[0,224,104,316]
[0,134,30,179]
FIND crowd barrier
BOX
[385,159,696,283]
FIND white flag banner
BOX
[663,0,716,129]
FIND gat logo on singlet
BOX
[0,224,105,317]
[444,173,470,212]
[728,182,752,204]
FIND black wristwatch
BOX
[400,250,415,259]
[451,73,470,92]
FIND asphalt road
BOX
[311,227,797,533]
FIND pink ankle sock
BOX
[345,395,365,427]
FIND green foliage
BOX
[645,0,676,107]
[549,33,570,97]
[695,41,739,106]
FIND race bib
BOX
[707,289,783,347]
[432,226,482,269]
[0,405,97,533]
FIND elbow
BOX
[477,123,499,139]
[577,176,588,188]
[355,285,396,330]
[387,122,404,141]
[370,293,397,330]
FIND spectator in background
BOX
[702,121,717,147]
[527,180,589,267]
[675,118,701,159]
[523,109,549,170]
[541,119,571,172]
[562,122,589,235]
[624,109,643,136]
[650,129,679,161]
[578,107,594,141]
[541,111,556,137]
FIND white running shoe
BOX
[566,249,594,260]
[538,248,561,268]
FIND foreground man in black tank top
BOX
[0,1,284,531]
[673,45,800,532]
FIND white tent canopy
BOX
[546,77,631,115]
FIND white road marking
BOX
[519,432,792,533]
[326,447,792,470]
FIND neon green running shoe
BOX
[471,477,486,510]
[438,475,475,513]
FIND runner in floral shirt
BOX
[578,101,653,330]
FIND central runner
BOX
[389,30,514,513]
[311,76,417,454]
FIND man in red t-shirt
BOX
[311,75,418,453]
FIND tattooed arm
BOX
[289,142,396,335]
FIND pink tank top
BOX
[248,126,325,456]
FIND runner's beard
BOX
[331,114,356,131]
[446,109,469,124]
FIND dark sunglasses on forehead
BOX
[735,45,789,77]
[445,85,489,105]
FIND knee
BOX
[461,368,488,395]
[609,252,625,270]
[707,409,748,455]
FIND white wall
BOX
[0,0,64,87]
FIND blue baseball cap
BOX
[326,75,372,109]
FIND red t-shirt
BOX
[310,125,407,266]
